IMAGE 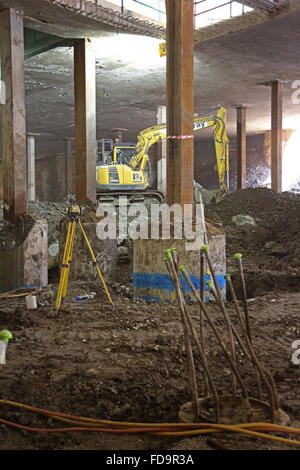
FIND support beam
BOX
[74,39,96,204]
[0,8,27,221]
[235,105,247,190]
[271,80,283,193]
[65,137,74,195]
[166,0,194,207]
[27,133,39,201]
[157,105,167,197]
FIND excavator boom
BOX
[96,105,229,201]
[129,105,229,193]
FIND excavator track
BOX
[96,190,165,208]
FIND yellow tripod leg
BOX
[62,220,76,300]
[78,220,114,307]
[56,221,73,310]
[59,221,75,306]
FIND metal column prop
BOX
[166,0,194,207]
[74,39,96,204]
[157,105,167,197]
[271,80,283,193]
[27,133,39,201]
[65,137,74,196]
[0,8,27,221]
[235,105,247,190]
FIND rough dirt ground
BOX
[0,187,300,451]
[206,188,300,298]
[0,278,299,451]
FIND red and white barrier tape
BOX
[166,135,194,140]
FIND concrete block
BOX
[0,214,48,293]
[133,221,226,303]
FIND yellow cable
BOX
[0,288,37,299]
[0,399,299,446]
[157,424,300,447]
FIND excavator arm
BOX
[129,105,229,195]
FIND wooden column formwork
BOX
[166,0,194,208]
[74,39,96,204]
[271,80,283,193]
[0,8,27,221]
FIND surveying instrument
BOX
[55,204,113,311]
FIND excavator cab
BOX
[112,143,136,165]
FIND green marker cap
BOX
[170,248,177,253]
[0,330,13,343]
[164,249,172,260]
[224,274,231,280]
[179,266,186,272]
[234,253,243,260]
[206,281,213,289]
[201,244,209,252]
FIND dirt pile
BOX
[206,188,300,297]
[0,284,299,450]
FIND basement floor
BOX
[0,278,299,451]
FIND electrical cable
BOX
[0,399,299,447]
[0,288,38,299]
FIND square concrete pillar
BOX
[133,221,226,303]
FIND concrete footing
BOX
[133,221,226,303]
[0,214,48,293]
[59,212,117,282]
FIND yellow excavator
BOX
[96,105,229,204]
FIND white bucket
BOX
[26,294,37,310]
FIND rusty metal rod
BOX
[180,267,250,403]
[208,278,265,405]
[198,195,209,396]
[206,281,237,395]
[166,250,220,422]
[207,277,276,423]
[234,253,252,343]
[164,252,200,420]
[170,248,209,397]
[225,274,279,420]
[199,253,209,396]
[201,245,237,395]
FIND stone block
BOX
[133,220,226,303]
[0,214,48,293]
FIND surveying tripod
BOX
[55,204,113,311]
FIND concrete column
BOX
[27,133,39,201]
[65,137,74,195]
[74,39,96,204]
[157,105,167,197]
[166,0,194,207]
[271,80,283,193]
[0,8,27,221]
[235,105,247,190]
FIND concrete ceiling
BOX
[1,2,300,155]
